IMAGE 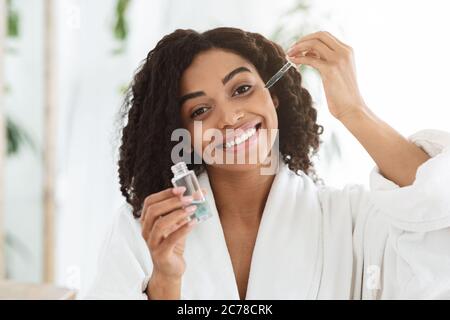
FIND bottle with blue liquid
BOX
[171,162,212,223]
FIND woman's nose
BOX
[216,107,244,129]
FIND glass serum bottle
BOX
[171,162,213,223]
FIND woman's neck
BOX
[206,165,275,224]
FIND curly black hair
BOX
[118,27,323,218]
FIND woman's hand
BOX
[286,31,430,187]
[287,31,366,121]
[141,186,197,281]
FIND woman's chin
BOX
[207,161,265,173]
[205,149,274,172]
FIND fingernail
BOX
[181,196,193,204]
[173,186,186,194]
[185,205,197,213]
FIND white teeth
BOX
[224,126,258,149]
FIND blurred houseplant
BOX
[112,0,131,55]
[5,1,33,155]
[111,0,132,95]
[3,0,34,278]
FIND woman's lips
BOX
[220,119,262,146]
[220,122,262,151]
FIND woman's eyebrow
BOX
[179,66,252,106]
[179,91,205,106]
[222,66,251,85]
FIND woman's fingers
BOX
[286,31,354,76]
[146,187,186,206]
[142,195,193,238]
[290,31,345,52]
[160,219,197,253]
[322,31,351,50]
[149,205,197,248]
[141,186,205,253]
[141,186,186,222]
[288,54,327,73]
[287,38,334,61]
[150,195,193,218]
[287,31,364,121]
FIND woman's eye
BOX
[232,85,252,97]
[190,106,209,119]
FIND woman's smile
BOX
[222,125,258,152]
[216,120,263,153]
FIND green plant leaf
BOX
[113,0,130,42]
[7,0,20,38]
[6,117,35,156]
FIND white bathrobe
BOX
[85,129,450,300]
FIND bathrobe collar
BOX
[182,161,323,299]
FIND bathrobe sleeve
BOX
[354,129,450,299]
[83,204,153,300]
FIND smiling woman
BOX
[85,27,450,300]
[117,27,322,219]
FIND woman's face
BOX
[179,49,279,172]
